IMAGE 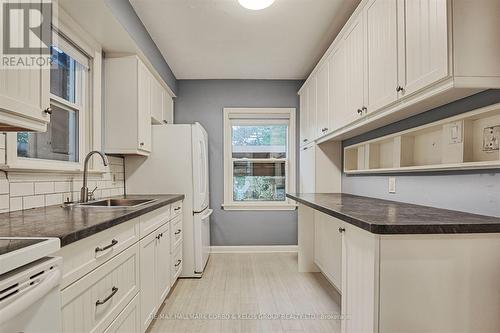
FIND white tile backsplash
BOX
[0,156,125,212]
[10,182,34,197]
[34,182,55,194]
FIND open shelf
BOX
[344,103,500,174]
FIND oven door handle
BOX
[0,268,61,323]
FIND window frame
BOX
[222,108,297,211]
[3,9,104,173]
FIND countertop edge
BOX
[286,193,500,235]
[59,194,185,246]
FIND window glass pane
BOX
[232,125,287,159]
[50,46,78,103]
[17,104,79,162]
[233,161,286,201]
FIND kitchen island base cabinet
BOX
[298,205,500,333]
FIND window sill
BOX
[221,203,297,211]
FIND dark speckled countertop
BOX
[287,193,500,234]
[0,194,184,250]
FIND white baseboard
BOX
[210,245,298,254]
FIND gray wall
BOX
[105,0,177,94]
[342,90,500,217]
[175,80,303,246]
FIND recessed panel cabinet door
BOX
[137,61,152,152]
[299,89,309,146]
[140,231,157,332]
[314,211,342,291]
[329,44,347,132]
[306,78,317,142]
[365,0,399,112]
[344,15,365,125]
[299,145,315,193]
[399,0,449,96]
[316,62,330,137]
[156,223,171,306]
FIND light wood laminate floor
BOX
[148,253,341,333]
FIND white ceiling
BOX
[130,0,360,80]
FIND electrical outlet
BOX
[483,125,500,151]
[388,177,396,194]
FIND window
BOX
[223,108,296,210]
[17,39,88,164]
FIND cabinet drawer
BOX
[61,243,140,333]
[171,244,183,286]
[170,215,183,252]
[171,201,183,218]
[140,205,171,238]
[56,218,140,288]
[104,293,141,333]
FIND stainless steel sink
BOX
[78,198,156,208]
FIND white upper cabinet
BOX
[365,0,399,112]
[162,90,174,124]
[299,87,309,146]
[150,76,163,125]
[399,0,449,97]
[104,56,154,155]
[316,62,330,136]
[306,77,317,141]
[137,60,152,153]
[298,0,500,143]
[329,44,347,132]
[0,66,50,132]
[344,14,366,124]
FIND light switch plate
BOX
[388,177,396,194]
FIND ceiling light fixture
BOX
[238,0,275,11]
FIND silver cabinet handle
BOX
[95,239,118,253]
[357,108,363,115]
[174,229,182,235]
[174,259,182,267]
[140,142,145,146]
[362,106,367,113]
[44,107,52,115]
[303,139,308,143]
[174,207,181,211]
[338,227,346,233]
[396,86,405,92]
[321,128,328,132]
[96,286,118,306]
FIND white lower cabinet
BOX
[313,211,342,291]
[140,222,171,332]
[61,243,140,333]
[58,201,184,333]
[104,294,141,333]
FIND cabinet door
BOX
[299,145,315,193]
[150,78,163,125]
[399,0,449,96]
[314,211,342,291]
[316,61,330,137]
[365,0,399,112]
[344,15,365,126]
[156,223,171,306]
[299,89,309,146]
[341,224,379,333]
[162,90,174,124]
[139,231,157,332]
[137,61,152,152]
[0,2,50,130]
[329,43,348,131]
[306,78,317,142]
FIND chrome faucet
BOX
[80,151,109,203]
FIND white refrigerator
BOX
[125,123,212,277]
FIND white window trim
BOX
[222,108,297,211]
[3,7,104,174]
